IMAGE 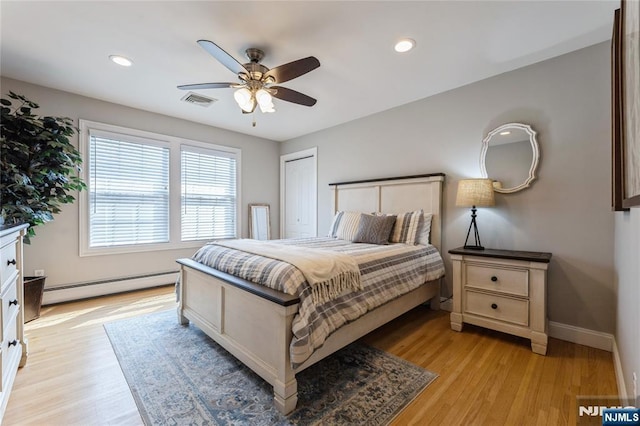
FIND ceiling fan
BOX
[178,40,320,114]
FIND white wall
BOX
[1,77,281,289]
[615,209,640,401]
[281,42,615,334]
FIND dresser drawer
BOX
[465,263,528,297]
[1,281,19,337]
[1,315,19,386]
[464,290,529,327]
[0,241,18,290]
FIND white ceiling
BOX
[0,1,617,142]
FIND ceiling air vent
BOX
[180,92,217,107]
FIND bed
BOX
[176,173,445,414]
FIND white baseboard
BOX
[548,321,614,352]
[612,338,629,400]
[42,271,179,305]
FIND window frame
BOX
[79,120,242,256]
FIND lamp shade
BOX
[455,179,495,207]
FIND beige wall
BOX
[1,77,281,289]
[281,42,615,334]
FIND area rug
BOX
[104,310,437,425]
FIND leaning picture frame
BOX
[611,8,626,211]
[621,0,640,208]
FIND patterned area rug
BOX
[104,310,437,425]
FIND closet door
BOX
[283,155,316,238]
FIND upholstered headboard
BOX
[329,173,445,251]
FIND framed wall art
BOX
[611,8,626,211]
[621,0,640,208]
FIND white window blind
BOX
[181,146,237,241]
[89,134,170,247]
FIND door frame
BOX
[280,147,317,238]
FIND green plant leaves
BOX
[1,92,85,243]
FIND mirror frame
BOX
[248,203,271,240]
[480,123,540,194]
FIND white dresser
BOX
[449,247,552,355]
[0,223,28,422]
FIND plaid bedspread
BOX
[192,237,445,367]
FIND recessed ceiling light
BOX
[499,131,511,136]
[394,38,416,53]
[109,55,133,67]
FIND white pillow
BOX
[417,213,433,245]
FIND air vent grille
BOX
[180,92,217,107]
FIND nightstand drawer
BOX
[465,263,528,297]
[464,290,529,327]
[0,241,17,289]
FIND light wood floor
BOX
[5,286,618,425]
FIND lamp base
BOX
[463,206,485,251]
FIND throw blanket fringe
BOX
[213,239,362,304]
[312,271,361,305]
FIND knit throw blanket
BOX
[213,239,362,304]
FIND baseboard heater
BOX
[42,270,179,305]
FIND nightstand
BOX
[449,247,552,355]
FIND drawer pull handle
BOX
[7,259,16,266]
[8,340,18,347]
[8,299,18,307]
[491,303,498,309]
[491,276,498,282]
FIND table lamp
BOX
[455,178,495,250]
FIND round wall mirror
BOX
[480,123,539,193]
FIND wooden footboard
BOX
[177,258,440,415]
[177,258,300,414]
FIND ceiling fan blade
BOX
[177,82,236,90]
[264,57,320,84]
[197,40,248,75]
[271,86,317,107]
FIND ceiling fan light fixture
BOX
[256,89,276,113]
[256,89,272,106]
[234,87,255,112]
[109,55,133,67]
[259,102,275,113]
[394,38,416,53]
[240,98,256,113]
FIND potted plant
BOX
[1,91,86,321]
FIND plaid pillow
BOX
[375,209,424,245]
[328,211,363,241]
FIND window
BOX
[79,120,241,256]
[89,133,170,247]
[181,146,237,241]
